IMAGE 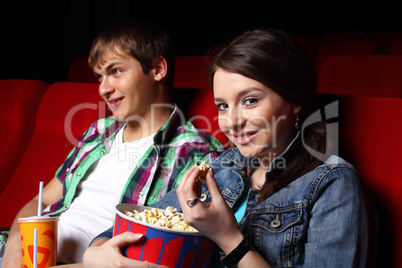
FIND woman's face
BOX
[213,68,301,161]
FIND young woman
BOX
[174,28,370,267]
[84,28,370,268]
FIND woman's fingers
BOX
[177,165,196,191]
[178,164,203,197]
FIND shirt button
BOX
[271,215,281,229]
[139,192,143,197]
[200,194,207,202]
[101,150,106,155]
[255,193,261,202]
[77,173,81,178]
[66,168,70,173]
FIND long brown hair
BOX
[209,29,329,201]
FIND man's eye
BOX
[112,69,121,75]
[216,103,228,111]
[243,97,259,106]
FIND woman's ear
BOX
[153,56,168,81]
[294,105,302,115]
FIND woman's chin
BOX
[237,145,261,158]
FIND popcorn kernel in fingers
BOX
[197,161,211,182]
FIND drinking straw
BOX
[37,181,43,217]
[33,228,38,268]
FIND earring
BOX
[294,114,300,129]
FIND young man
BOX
[1,19,222,267]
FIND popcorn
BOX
[197,161,210,181]
[124,207,197,232]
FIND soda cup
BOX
[19,216,59,268]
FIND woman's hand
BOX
[176,165,244,254]
[82,232,167,268]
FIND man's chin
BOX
[112,114,126,121]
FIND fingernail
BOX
[135,233,143,238]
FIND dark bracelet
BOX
[220,235,253,267]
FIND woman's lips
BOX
[232,130,259,145]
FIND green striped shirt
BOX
[42,105,223,216]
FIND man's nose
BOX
[99,76,114,97]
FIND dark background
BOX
[1,0,401,83]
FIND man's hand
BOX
[82,232,167,268]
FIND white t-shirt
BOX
[57,126,154,263]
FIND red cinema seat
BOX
[389,39,402,54]
[315,40,380,72]
[173,88,231,149]
[321,31,371,43]
[172,56,231,148]
[369,29,402,54]
[173,56,211,90]
[294,36,321,61]
[317,55,402,98]
[187,88,231,148]
[0,82,108,227]
[337,95,402,268]
[67,57,98,83]
[0,79,49,195]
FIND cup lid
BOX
[18,216,60,223]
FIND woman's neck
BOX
[252,129,299,188]
[250,166,266,190]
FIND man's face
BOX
[94,53,157,122]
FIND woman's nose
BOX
[227,107,247,130]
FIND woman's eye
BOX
[243,97,259,106]
[216,103,228,111]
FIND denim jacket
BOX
[96,147,369,267]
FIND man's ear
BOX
[154,56,168,81]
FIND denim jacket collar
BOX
[266,131,300,173]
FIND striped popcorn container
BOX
[113,204,216,268]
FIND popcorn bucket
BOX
[114,204,216,268]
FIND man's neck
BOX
[123,104,173,142]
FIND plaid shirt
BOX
[42,105,223,216]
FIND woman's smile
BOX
[232,130,259,145]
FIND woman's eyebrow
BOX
[241,87,264,95]
[214,87,263,103]
[213,97,225,103]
